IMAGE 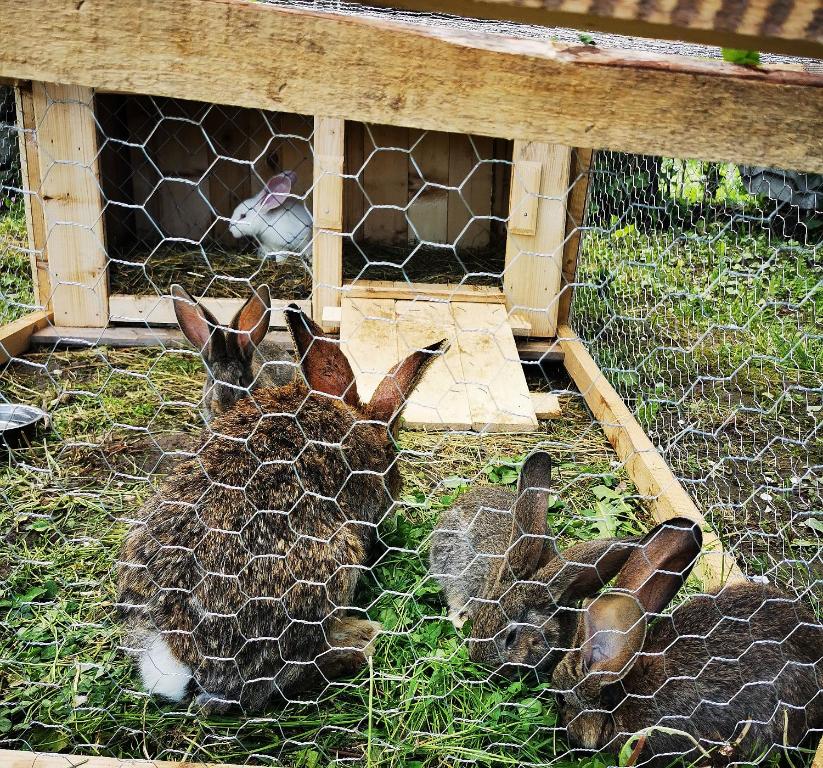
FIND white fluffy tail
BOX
[138,632,192,702]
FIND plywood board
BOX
[448,134,493,249]
[395,299,471,430]
[407,129,449,245]
[32,82,108,327]
[530,391,561,419]
[340,297,399,402]
[343,280,504,304]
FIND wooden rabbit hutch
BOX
[0,0,821,764]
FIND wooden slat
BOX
[0,749,249,768]
[507,159,542,236]
[504,141,572,338]
[32,81,108,327]
[363,124,409,244]
[13,84,51,310]
[452,301,538,432]
[396,300,472,430]
[558,323,746,590]
[365,0,823,58]
[312,116,345,326]
[407,129,450,244]
[557,147,593,327]
[340,297,400,401]
[530,391,562,419]
[343,280,504,303]
[344,120,366,238]
[447,134,494,249]
[108,294,310,328]
[1,1,821,172]
[0,311,52,364]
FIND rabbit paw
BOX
[330,617,382,657]
[448,608,469,630]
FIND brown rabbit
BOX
[430,452,640,679]
[551,517,823,766]
[117,305,446,713]
[171,284,295,422]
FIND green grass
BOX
[0,347,650,766]
[0,200,35,324]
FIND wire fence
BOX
[0,84,820,767]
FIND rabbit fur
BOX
[430,452,640,679]
[118,305,447,713]
[171,283,295,423]
[551,517,823,766]
[229,171,312,263]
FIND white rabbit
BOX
[229,171,312,263]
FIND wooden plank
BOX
[447,134,494,249]
[13,84,50,310]
[530,391,561,419]
[0,311,52,364]
[312,116,345,326]
[557,147,593,327]
[340,297,400,402]
[451,301,538,432]
[276,112,313,193]
[108,294,310,328]
[395,300,472,430]
[0,748,249,768]
[32,81,108,327]
[363,124,409,244]
[503,141,571,338]
[558,323,746,590]
[812,736,823,768]
[343,280,504,303]
[507,311,531,336]
[2,1,822,172]
[365,0,823,59]
[407,129,450,244]
[507,159,541,236]
[516,337,564,362]
[344,120,366,239]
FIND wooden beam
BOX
[13,84,51,311]
[366,0,823,59]
[530,390,562,419]
[108,294,310,328]
[312,116,345,328]
[0,749,248,768]
[504,141,572,338]
[343,280,505,303]
[0,1,821,172]
[558,323,746,590]
[0,311,52,364]
[32,81,108,327]
[557,147,593,327]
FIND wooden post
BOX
[32,82,108,327]
[503,141,572,338]
[559,324,746,591]
[312,116,345,328]
[556,147,593,327]
[13,84,51,311]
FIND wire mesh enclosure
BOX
[0,35,821,768]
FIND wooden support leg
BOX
[31,82,108,328]
[312,116,345,329]
[503,140,572,338]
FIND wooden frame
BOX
[0,0,820,172]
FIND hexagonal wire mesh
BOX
[0,81,821,768]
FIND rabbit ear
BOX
[260,172,295,212]
[581,592,647,687]
[614,517,703,615]
[366,340,448,430]
[537,538,637,606]
[284,304,361,407]
[505,452,555,580]
[229,285,271,357]
[171,284,224,360]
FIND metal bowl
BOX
[0,403,48,447]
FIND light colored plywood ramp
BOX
[340,298,540,432]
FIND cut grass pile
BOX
[0,347,648,767]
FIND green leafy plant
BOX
[721,48,761,66]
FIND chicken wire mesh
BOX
[0,82,820,768]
